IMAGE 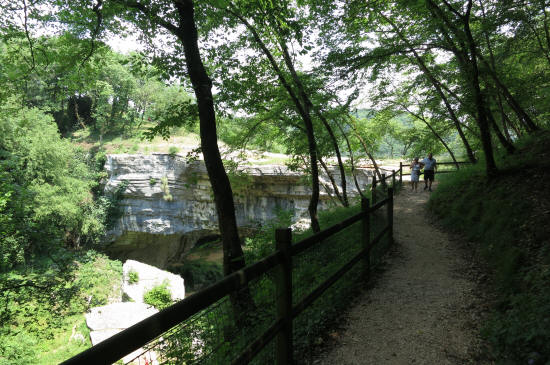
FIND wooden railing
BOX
[399,160,471,176]
[62,170,403,365]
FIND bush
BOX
[128,270,139,284]
[143,281,173,310]
[482,271,550,364]
[160,176,173,202]
[168,146,179,157]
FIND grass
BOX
[71,125,200,154]
[428,131,550,364]
[34,315,91,365]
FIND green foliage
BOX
[143,281,173,310]
[428,133,550,363]
[170,260,223,292]
[0,251,121,364]
[128,270,139,284]
[482,271,550,365]
[160,176,173,202]
[168,146,179,157]
[243,208,294,264]
[0,98,111,270]
[144,93,198,141]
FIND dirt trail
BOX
[317,184,489,365]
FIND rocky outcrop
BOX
[104,154,372,267]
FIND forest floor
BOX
[316,183,493,365]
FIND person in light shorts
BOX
[421,153,437,191]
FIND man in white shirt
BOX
[421,153,437,191]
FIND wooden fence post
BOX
[381,173,386,191]
[275,228,293,365]
[399,162,403,186]
[371,174,377,204]
[361,198,371,281]
[392,170,396,188]
[387,188,394,244]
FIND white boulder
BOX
[123,259,185,303]
[85,302,159,364]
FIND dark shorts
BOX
[424,170,435,181]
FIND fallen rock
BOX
[86,302,158,333]
[85,302,159,364]
[123,259,185,303]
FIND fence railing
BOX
[398,160,471,176]
[62,170,403,365]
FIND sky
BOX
[106,34,144,54]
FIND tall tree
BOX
[37,0,250,277]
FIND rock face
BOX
[123,259,185,303]
[104,154,372,267]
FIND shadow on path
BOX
[316,185,490,365]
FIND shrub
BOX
[160,176,173,202]
[128,270,139,284]
[168,146,179,157]
[143,281,173,310]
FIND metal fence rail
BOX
[62,170,403,365]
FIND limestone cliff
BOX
[104,154,372,267]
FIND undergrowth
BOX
[0,250,122,365]
[428,131,550,365]
[143,281,173,310]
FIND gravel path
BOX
[317,185,490,365]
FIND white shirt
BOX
[422,157,436,170]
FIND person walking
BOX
[422,152,437,191]
[410,157,422,192]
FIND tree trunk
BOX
[487,106,516,154]
[494,91,514,142]
[477,55,539,133]
[348,118,384,182]
[313,110,349,206]
[318,157,345,206]
[175,1,246,277]
[400,103,460,169]
[228,8,321,232]
[274,32,349,206]
[335,118,365,199]
[462,0,498,177]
